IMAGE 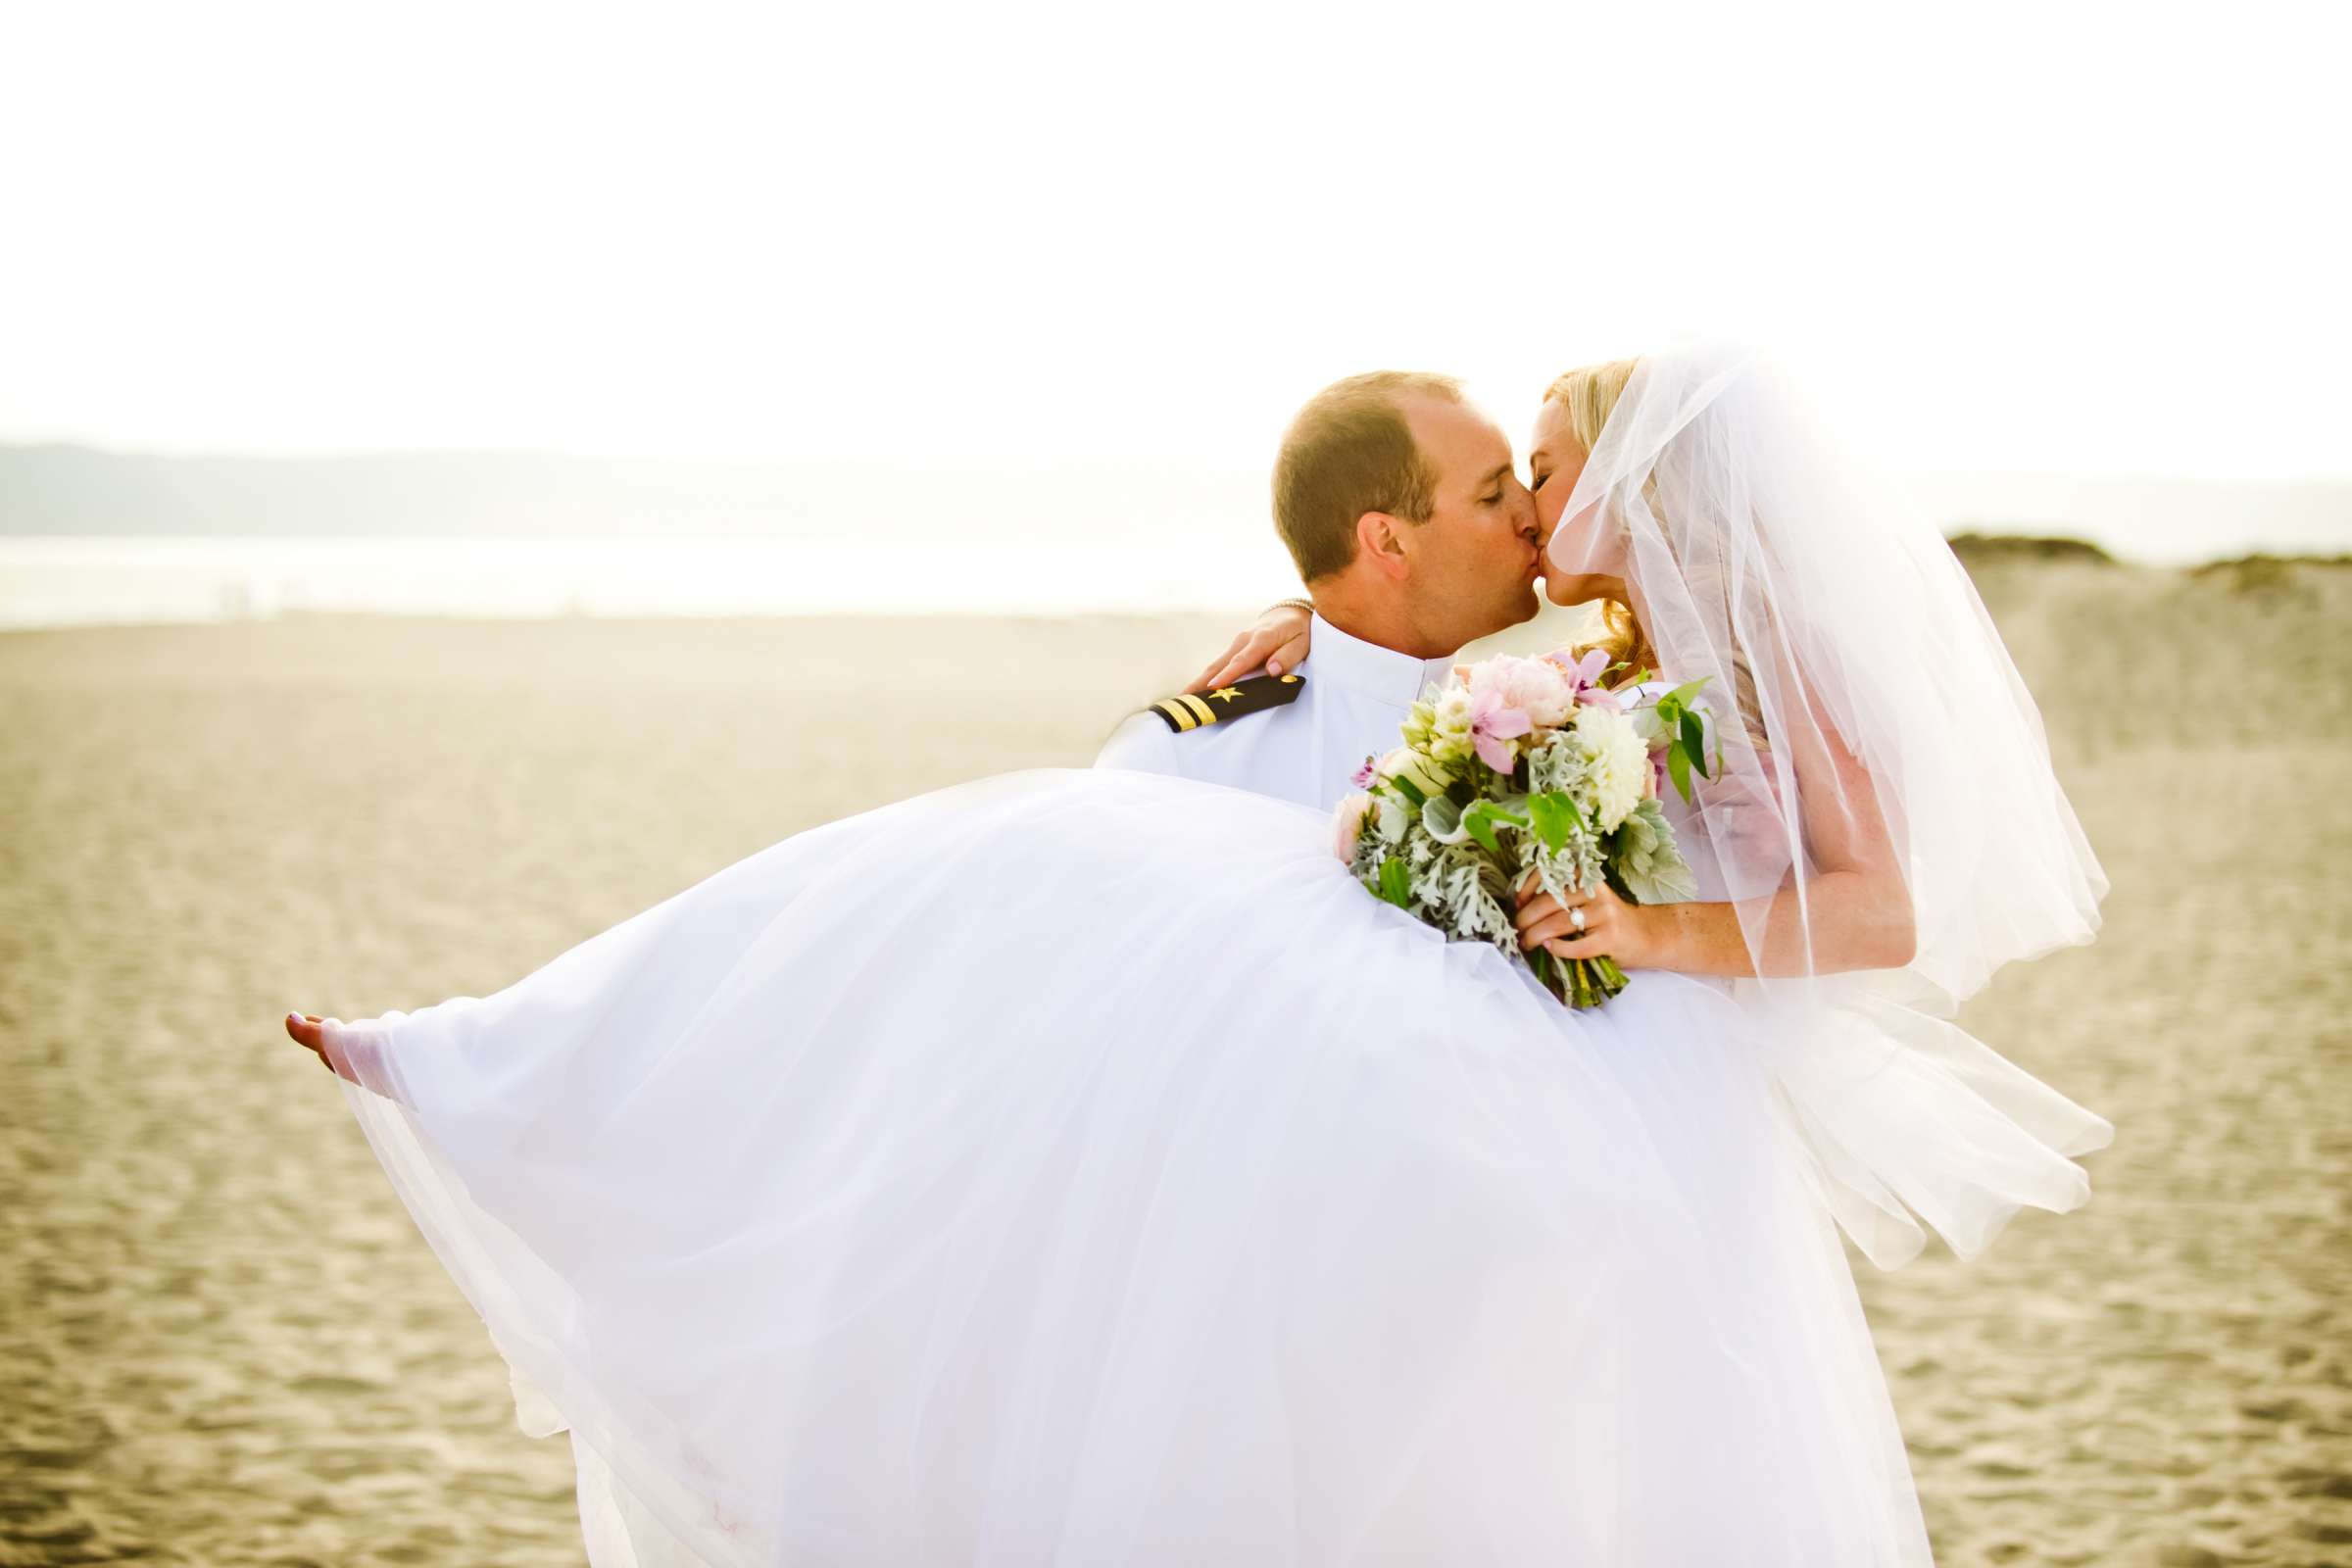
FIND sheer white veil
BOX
[1546,344,2115,1268]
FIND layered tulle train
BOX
[318,766,2097,1565]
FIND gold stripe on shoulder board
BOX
[1154,698,1200,732]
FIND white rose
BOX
[1573,706,1650,832]
[1376,745,1454,797]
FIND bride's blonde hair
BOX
[1550,356,1778,748]
[1543,359,1652,675]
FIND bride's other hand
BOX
[1514,874,1666,971]
[1188,600,1313,693]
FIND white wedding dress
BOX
[323,760,2110,1567]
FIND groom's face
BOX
[1393,395,1544,645]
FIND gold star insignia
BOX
[1208,686,1245,703]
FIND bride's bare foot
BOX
[285,1011,411,1103]
[285,1011,341,1073]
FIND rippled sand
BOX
[3,561,2346,1565]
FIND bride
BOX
[285,346,2111,1566]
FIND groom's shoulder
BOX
[1092,671,1307,778]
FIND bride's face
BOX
[1528,396,1628,608]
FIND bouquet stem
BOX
[1531,948,1631,1009]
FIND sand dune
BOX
[1,558,2346,1565]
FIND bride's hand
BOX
[1188,600,1313,693]
[1515,874,1665,971]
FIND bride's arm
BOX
[1189,599,1314,692]
[1663,715,1917,976]
[1519,698,1918,978]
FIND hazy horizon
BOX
[2,442,2346,568]
[6,3,2345,624]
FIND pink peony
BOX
[1494,655,1577,728]
[1331,791,1372,861]
[1461,658,1543,769]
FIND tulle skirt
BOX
[320,766,2097,1565]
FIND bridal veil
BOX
[1543,344,2114,1267]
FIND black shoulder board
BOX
[1144,672,1305,733]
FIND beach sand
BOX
[2,558,2347,1565]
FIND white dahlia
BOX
[1573,706,1650,832]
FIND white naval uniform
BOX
[1093,612,1461,814]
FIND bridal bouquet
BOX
[1331,649,1709,1007]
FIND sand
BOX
[2,558,2347,1566]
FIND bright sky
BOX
[3,0,2345,482]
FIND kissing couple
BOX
[287,345,2112,1566]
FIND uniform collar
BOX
[1304,611,1459,708]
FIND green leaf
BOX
[1461,802,1503,858]
[1661,677,1711,710]
[1388,772,1427,809]
[1527,791,1577,854]
[1486,802,1533,831]
[1377,856,1412,908]
[1679,712,1708,777]
[1667,740,1693,802]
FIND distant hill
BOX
[1945,532,2120,566]
[2,443,2346,564]
[1905,471,2352,566]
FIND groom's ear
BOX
[1354,511,1414,581]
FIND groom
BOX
[1096,370,1544,809]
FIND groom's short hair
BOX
[1273,370,1465,582]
